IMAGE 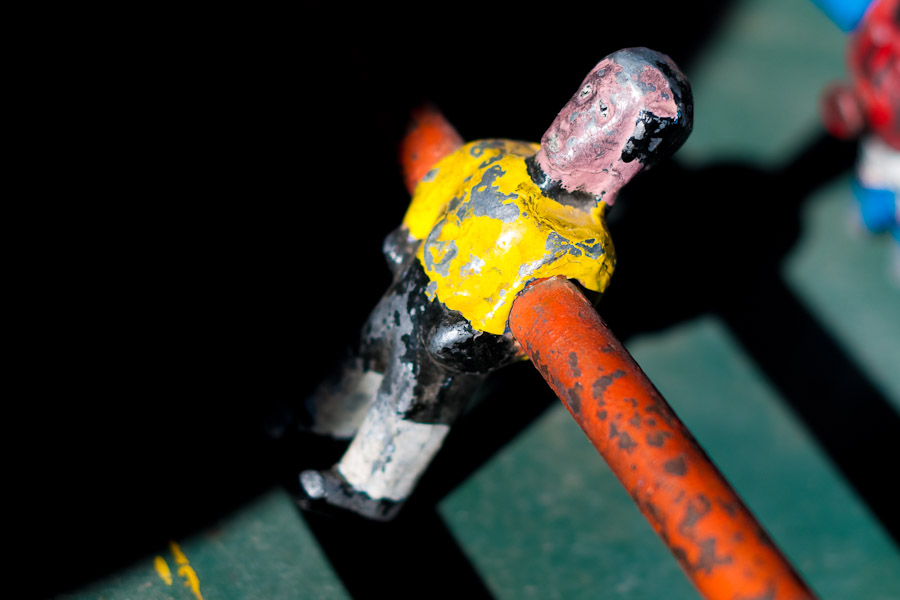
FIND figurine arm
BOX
[382,225,418,277]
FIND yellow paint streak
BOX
[167,541,204,600]
[154,556,173,585]
[170,540,190,565]
[403,139,615,334]
[177,565,204,600]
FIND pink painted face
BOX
[535,49,688,205]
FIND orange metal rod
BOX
[399,104,464,195]
[508,277,817,600]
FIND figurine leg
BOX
[301,308,393,441]
[303,353,384,440]
[301,361,480,520]
[299,265,521,519]
[302,226,421,439]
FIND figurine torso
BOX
[403,139,616,334]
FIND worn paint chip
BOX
[403,139,615,334]
[154,556,172,586]
[168,541,204,600]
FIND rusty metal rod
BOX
[399,104,464,196]
[508,276,817,600]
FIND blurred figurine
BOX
[816,0,899,261]
[299,48,693,520]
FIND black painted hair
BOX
[610,48,694,168]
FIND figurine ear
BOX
[820,83,865,139]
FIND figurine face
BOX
[536,48,689,204]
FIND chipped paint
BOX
[304,48,695,523]
[169,541,203,600]
[302,262,519,514]
[153,555,172,586]
[535,48,691,205]
[404,139,615,334]
[170,540,189,566]
[509,278,817,600]
[178,565,203,600]
[398,47,693,341]
[338,413,451,501]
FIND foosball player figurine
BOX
[299,47,693,521]
[817,0,899,252]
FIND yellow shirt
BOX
[403,139,615,334]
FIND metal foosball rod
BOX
[508,276,816,600]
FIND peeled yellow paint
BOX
[154,556,173,586]
[402,140,615,334]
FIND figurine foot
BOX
[298,468,403,522]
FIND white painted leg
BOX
[305,358,383,439]
[337,403,450,502]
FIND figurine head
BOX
[534,47,693,206]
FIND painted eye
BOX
[580,83,592,98]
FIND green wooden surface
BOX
[677,0,847,168]
[57,489,350,600]
[785,179,900,412]
[58,0,899,598]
